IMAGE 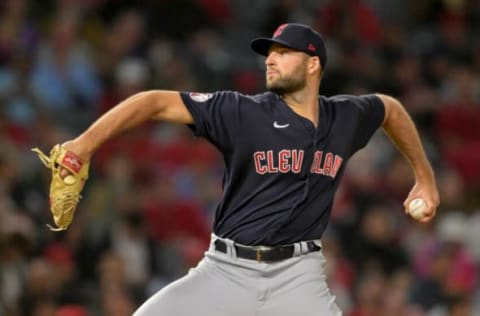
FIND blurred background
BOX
[0,0,479,315]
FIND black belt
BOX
[214,239,321,263]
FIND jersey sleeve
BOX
[180,91,240,151]
[345,94,385,153]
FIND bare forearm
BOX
[377,94,439,221]
[378,94,434,181]
[66,90,191,160]
[71,91,159,158]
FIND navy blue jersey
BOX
[180,91,384,246]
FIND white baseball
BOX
[408,198,427,220]
[63,175,76,185]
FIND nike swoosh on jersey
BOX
[273,121,290,128]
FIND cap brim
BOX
[250,37,296,56]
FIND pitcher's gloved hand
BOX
[32,144,89,231]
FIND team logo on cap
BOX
[189,92,213,102]
[273,24,288,37]
[308,43,316,52]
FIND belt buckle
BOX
[256,249,263,262]
[255,245,273,262]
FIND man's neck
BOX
[281,89,319,127]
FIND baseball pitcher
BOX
[33,24,439,315]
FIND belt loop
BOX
[209,233,217,252]
[300,241,306,254]
[223,237,237,259]
[295,241,311,256]
[293,242,301,256]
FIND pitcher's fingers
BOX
[419,207,435,223]
[59,167,72,178]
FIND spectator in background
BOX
[189,29,232,90]
[346,202,409,278]
[436,168,468,212]
[0,233,31,315]
[316,0,381,46]
[141,174,211,272]
[94,211,161,300]
[411,212,477,314]
[0,149,36,241]
[97,9,147,82]
[97,286,136,316]
[348,270,386,316]
[0,48,40,140]
[0,0,42,142]
[97,57,150,114]
[31,11,101,129]
[19,258,58,316]
[42,242,88,307]
[0,0,38,66]
[145,0,211,40]
[149,38,198,91]
[89,251,140,315]
[436,65,480,186]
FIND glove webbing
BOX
[48,191,80,231]
[31,148,53,168]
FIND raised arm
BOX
[63,90,192,160]
[376,93,440,222]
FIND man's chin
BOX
[266,84,280,93]
[267,80,305,94]
[266,78,275,88]
[266,81,282,92]
[267,82,290,94]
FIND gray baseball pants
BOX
[133,235,342,316]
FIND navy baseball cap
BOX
[251,23,327,69]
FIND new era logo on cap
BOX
[250,23,327,70]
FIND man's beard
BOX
[266,70,306,94]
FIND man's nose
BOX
[265,52,276,66]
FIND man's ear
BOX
[308,57,321,76]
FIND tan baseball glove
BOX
[32,144,89,231]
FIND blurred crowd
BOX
[0,0,479,315]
